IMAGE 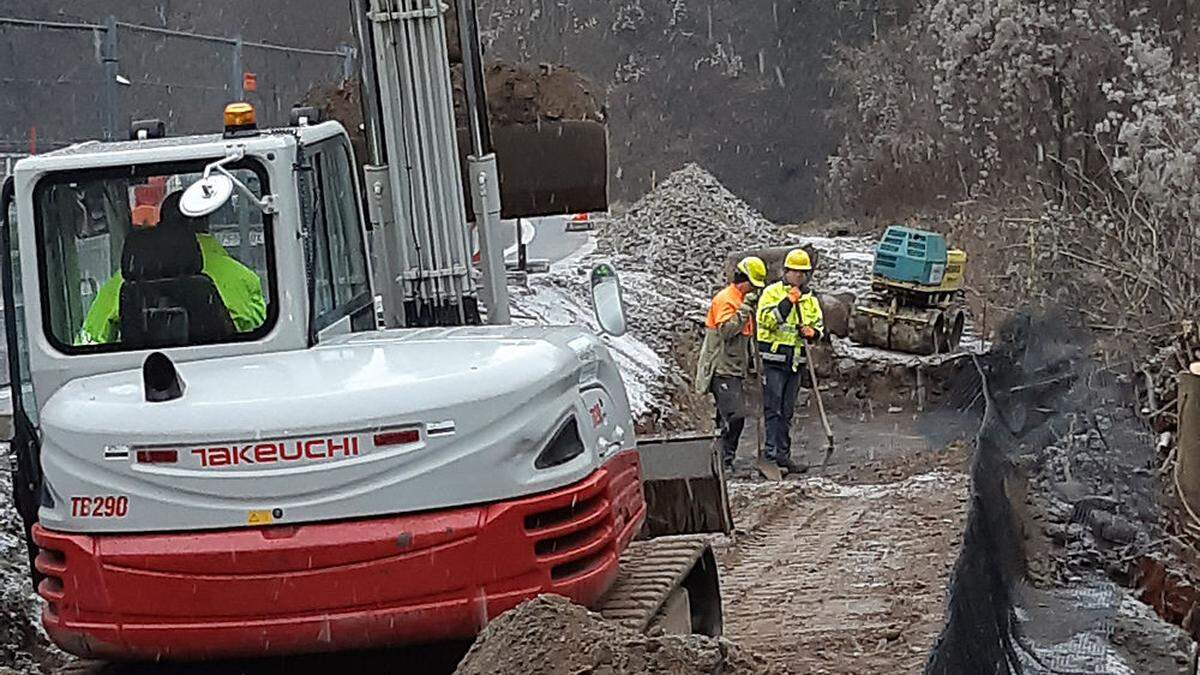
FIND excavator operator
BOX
[77,191,267,345]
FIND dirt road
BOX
[720,471,968,674]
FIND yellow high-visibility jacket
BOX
[756,281,823,371]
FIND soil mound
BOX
[454,595,779,675]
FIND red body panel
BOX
[33,451,645,660]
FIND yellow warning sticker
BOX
[246,510,274,527]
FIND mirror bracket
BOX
[258,194,279,215]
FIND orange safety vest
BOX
[706,284,753,336]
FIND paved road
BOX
[494,215,590,265]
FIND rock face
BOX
[453,595,780,675]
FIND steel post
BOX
[469,154,510,324]
[100,16,120,141]
[231,35,245,101]
[338,44,356,82]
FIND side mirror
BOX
[590,262,628,337]
[182,146,276,218]
[180,173,234,218]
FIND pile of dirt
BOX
[454,595,779,675]
[452,63,604,127]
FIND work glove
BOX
[787,287,802,303]
[800,326,817,341]
[744,292,760,306]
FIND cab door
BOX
[2,176,43,580]
[301,138,375,339]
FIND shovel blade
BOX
[754,457,783,482]
[637,435,734,536]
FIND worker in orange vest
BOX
[695,256,768,471]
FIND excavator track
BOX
[595,535,723,636]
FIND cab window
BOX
[305,139,372,332]
[34,161,277,352]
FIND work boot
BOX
[776,457,808,475]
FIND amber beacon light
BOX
[223,102,258,134]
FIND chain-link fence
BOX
[0,154,25,181]
[0,15,355,153]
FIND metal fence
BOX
[0,15,355,153]
[0,154,25,181]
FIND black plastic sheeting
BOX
[925,314,1089,674]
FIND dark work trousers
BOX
[710,375,746,466]
[762,363,811,463]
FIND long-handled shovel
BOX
[802,339,836,467]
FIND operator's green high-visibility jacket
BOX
[78,234,266,345]
[755,281,824,372]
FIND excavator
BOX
[0,0,730,662]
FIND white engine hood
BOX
[37,326,635,533]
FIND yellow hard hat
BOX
[784,248,812,271]
[736,256,767,288]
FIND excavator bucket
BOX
[459,120,609,219]
[637,435,734,537]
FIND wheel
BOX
[929,310,947,354]
[849,307,875,347]
[947,309,966,351]
[892,311,942,355]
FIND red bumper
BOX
[33,452,645,660]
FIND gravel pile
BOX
[512,164,796,428]
[593,165,788,427]
[596,163,781,287]
[454,594,780,675]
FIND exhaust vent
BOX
[143,352,185,403]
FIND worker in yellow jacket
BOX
[695,256,767,472]
[756,249,824,474]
